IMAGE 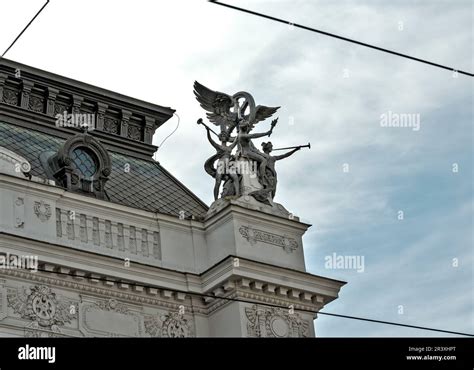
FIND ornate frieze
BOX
[0,267,200,316]
[54,101,70,116]
[245,304,309,338]
[239,225,298,253]
[3,88,19,106]
[55,208,162,263]
[7,285,77,330]
[144,311,194,338]
[28,95,45,113]
[103,117,119,134]
[127,125,141,141]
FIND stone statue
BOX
[258,141,301,200]
[199,119,240,200]
[194,81,309,209]
[236,118,277,182]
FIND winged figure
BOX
[195,81,305,204]
[194,81,280,136]
[7,285,76,327]
[194,81,236,133]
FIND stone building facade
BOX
[0,59,345,337]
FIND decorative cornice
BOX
[0,254,337,318]
[203,278,324,316]
[0,58,175,159]
[0,267,207,315]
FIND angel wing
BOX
[300,319,310,337]
[245,306,258,324]
[245,105,280,125]
[193,81,237,128]
[7,286,30,317]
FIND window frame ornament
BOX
[47,132,111,199]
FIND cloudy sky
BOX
[1,0,472,337]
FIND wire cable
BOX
[209,0,473,77]
[1,0,50,58]
[156,112,180,152]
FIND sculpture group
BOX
[194,81,309,205]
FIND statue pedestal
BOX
[205,196,308,271]
[202,197,345,337]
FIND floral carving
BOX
[245,304,309,337]
[103,117,119,134]
[34,200,52,222]
[7,285,77,329]
[144,311,194,338]
[95,299,129,313]
[54,102,69,116]
[28,96,44,113]
[127,125,141,141]
[239,226,298,253]
[3,89,18,105]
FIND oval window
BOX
[71,147,97,177]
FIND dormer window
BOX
[41,132,111,199]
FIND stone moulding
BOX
[55,207,162,263]
[79,298,144,337]
[0,146,31,177]
[0,256,333,319]
[0,267,199,315]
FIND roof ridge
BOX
[151,160,209,213]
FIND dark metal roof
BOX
[0,121,208,218]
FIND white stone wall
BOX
[0,157,345,337]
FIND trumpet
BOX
[272,143,311,151]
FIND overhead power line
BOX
[209,0,473,77]
[6,266,472,337]
[1,0,50,58]
[156,112,180,152]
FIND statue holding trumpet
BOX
[194,81,310,205]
